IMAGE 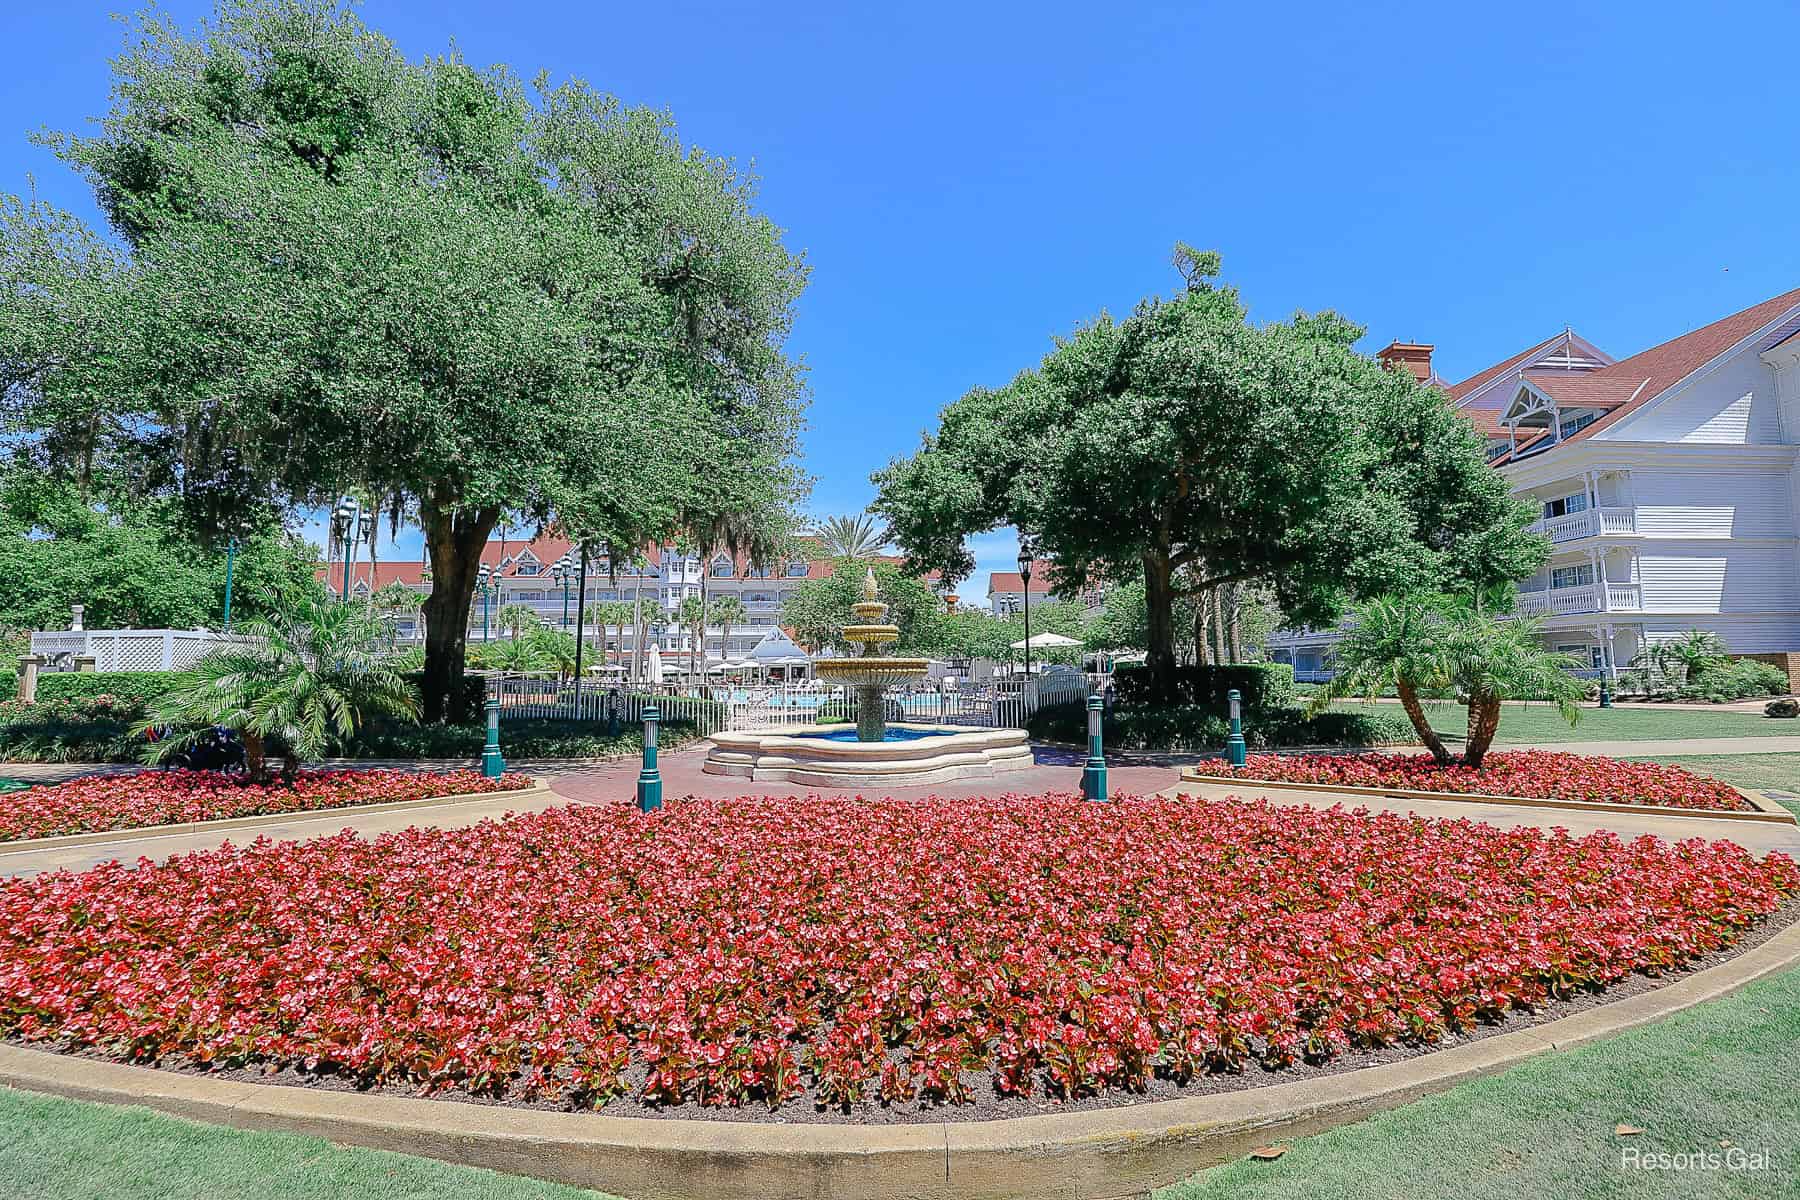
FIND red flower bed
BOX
[1,795,1791,1111]
[1212,751,1750,812]
[0,768,534,841]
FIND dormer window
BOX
[515,563,539,576]
[1558,411,1598,439]
[712,555,734,578]
[786,560,808,577]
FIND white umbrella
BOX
[1010,632,1082,651]
[647,644,664,684]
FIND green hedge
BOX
[35,671,191,707]
[1026,700,1414,752]
[340,717,704,760]
[0,694,149,763]
[1109,662,1297,715]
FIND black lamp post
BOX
[571,544,591,704]
[1017,548,1034,682]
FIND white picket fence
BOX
[489,671,1091,735]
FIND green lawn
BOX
[7,968,1798,1200]
[1159,964,1800,1200]
[1331,701,1792,745]
[0,1086,617,1200]
[1623,753,1800,819]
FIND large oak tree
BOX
[872,249,1546,698]
[3,1,807,718]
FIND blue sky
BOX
[5,2,1799,604]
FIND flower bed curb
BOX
[1175,771,1799,825]
[3,916,1795,1200]
[0,778,554,854]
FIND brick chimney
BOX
[1377,341,1434,383]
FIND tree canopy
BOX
[872,250,1545,695]
[2,0,808,718]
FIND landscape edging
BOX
[1176,770,1799,825]
[2,915,1796,1200]
[0,778,553,854]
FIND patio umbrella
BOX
[1010,632,1082,651]
[647,644,664,684]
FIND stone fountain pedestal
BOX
[702,724,1033,787]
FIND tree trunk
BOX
[1192,600,1208,666]
[1211,590,1229,665]
[243,730,268,783]
[1226,583,1244,662]
[1464,696,1503,767]
[419,500,501,723]
[1142,551,1181,699]
[1395,679,1453,765]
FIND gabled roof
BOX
[1519,371,1648,409]
[1500,285,1800,456]
[987,562,1057,596]
[1446,332,1573,401]
[312,562,429,588]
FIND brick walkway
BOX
[548,744,1180,805]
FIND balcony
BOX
[1528,506,1635,544]
[1515,582,1640,617]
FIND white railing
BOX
[1605,583,1642,609]
[1516,585,1601,616]
[28,628,255,673]
[1292,668,1334,683]
[1529,506,1635,543]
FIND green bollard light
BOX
[637,704,663,813]
[1225,687,1247,768]
[480,694,505,779]
[1081,693,1108,802]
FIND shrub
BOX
[1026,701,1413,751]
[1109,662,1296,715]
[35,671,190,707]
[341,717,702,760]
[0,694,148,763]
[1766,697,1799,718]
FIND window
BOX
[1558,411,1598,439]
[712,556,733,578]
[515,564,539,576]
[1542,492,1590,519]
[1550,564,1594,589]
[786,560,808,577]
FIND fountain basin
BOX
[702,724,1034,788]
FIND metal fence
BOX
[490,671,1092,735]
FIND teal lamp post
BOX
[1080,693,1108,801]
[637,704,663,812]
[476,563,493,642]
[551,554,573,629]
[1225,687,1247,767]
[331,496,358,601]
[480,691,505,778]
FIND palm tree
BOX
[816,513,885,560]
[495,603,541,641]
[138,592,417,781]
[369,581,423,652]
[1308,594,1455,764]
[595,601,633,672]
[1438,608,1585,767]
[1649,630,1730,686]
[710,595,748,664]
[678,594,709,685]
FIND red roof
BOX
[312,561,428,589]
[1446,333,1571,401]
[1542,286,1800,448]
[1520,371,1648,409]
[987,567,1055,596]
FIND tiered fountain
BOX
[702,569,1032,786]
[811,568,930,741]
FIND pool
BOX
[791,726,963,743]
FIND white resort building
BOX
[1270,286,1800,682]
[320,539,926,667]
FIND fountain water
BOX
[810,568,929,741]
